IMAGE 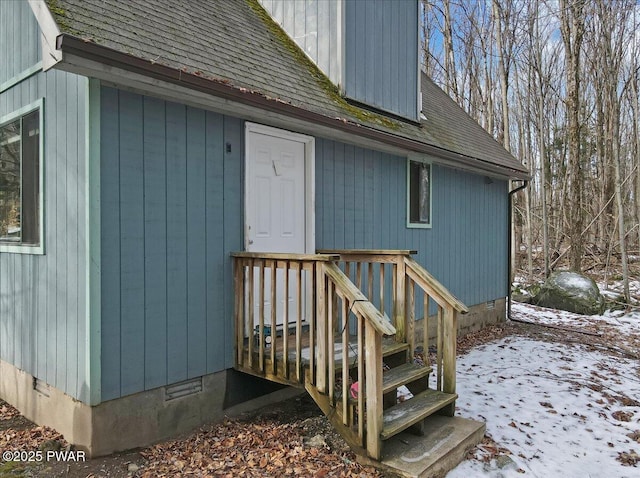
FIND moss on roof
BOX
[43,0,528,178]
[245,0,399,130]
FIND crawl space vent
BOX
[165,377,203,401]
[486,300,496,310]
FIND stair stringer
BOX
[304,378,369,456]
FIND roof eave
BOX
[55,34,530,181]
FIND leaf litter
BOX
[2,301,639,477]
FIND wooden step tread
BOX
[382,340,410,358]
[381,390,457,440]
[382,362,432,394]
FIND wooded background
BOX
[421,0,640,302]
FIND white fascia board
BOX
[28,0,62,70]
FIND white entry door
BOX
[245,123,314,327]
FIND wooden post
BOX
[365,322,382,460]
[234,259,244,367]
[283,260,290,379]
[328,281,335,404]
[423,293,429,367]
[441,306,457,416]
[316,262,327,393]
[406,278,415,358]
[270,261,277,375]
[247,260,254,369]
[342,299,349,424]
[392,262,397,329]
[442,306,457,394]
[379,263,385,318]
[305,262,312,383]
[436,305,443,391]
[259,260,265,373]
[357,315,364,442]
[395,256,406,343]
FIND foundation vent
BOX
[33,378,50,397]
[164,377,203,401]
[486,300,496,310]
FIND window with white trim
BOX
[407,158,431,227]
[0,102,42,250]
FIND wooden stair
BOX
[381,389,457,440]
[382,362,431,394]
[232,250,469,463]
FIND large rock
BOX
[533,271,605,315]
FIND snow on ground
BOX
[448,303,640,478]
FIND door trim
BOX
[244,122,315,254]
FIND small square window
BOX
[0,101,43,252]
[407,158,431,228]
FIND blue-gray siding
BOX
[315,139,508,306]
[0,53,88,400]
[0,0,40,86]
[344,0,419,121]
[99,87,242,401]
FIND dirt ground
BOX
[0,317,627,478]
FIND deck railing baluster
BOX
[357,313,364,441]
[342,298,349,425]
[247,259,254,368]
[437,305,443,391]
[283,260,290,379]
[270,261,277,375]
[328,280,335,404]
[306,262,312,384]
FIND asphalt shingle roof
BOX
[47,0,529,178]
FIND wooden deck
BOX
[232,250,467,460]
[238,332,412,386]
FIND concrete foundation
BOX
[0,360,302,456]
[1,298,503,458]
[415,297,506,348]
[359,415,485,477]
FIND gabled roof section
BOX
[44,0,529,180]
[420,75,523,174]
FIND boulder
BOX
[533,271,605,315]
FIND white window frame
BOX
[406,154,432,229]
[0,98,45,254]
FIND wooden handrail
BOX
[232,252,340,261]
[404,256,468,314]
[317,249,417,256]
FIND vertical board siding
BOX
[100,86,122,400]
[258,0,341,87]
[118,91,146,396]
[205,112,226,371]
[0,65,89,401]
[100,88,243,400]
[0,0,41,85]
[143,96,168,390]
[222,118,244,370]
[344,0,418,121]
[186,107,207,378]
[315,138,508,307]
[164,102,188,385]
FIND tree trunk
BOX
[558,0,586,272]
